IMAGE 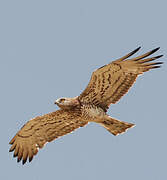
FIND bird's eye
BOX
[60,98,65,103]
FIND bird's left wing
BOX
[9,109,87,164]
[79,47,163,111]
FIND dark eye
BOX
[60,98,65,103]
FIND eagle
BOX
[9,47,163,164]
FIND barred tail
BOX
[99,117,135,136]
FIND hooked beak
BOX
[54,100,58,105]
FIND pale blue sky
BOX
[1,0,167,179]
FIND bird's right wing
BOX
[9,109,87,164]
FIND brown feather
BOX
[130,47,160,61]
[79,47,163,111]
[9,109,88,164]
[13,144,19,157]
[115,47,141,62]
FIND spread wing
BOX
[9,109,87,164]
[79,47,163,111]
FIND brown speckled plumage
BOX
[79,47,163,111]
[9,47,163,164]
[9,109,87,164]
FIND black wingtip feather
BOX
[13,154,17,158]
[154,55,163,59]
[132,47,141,54]
[145,62,163,66]
[22,159,27,165]
[151,65,162,69]
[9,148,14,152]
[29,156,33,163]
[136,46,141,51]
[17,157,22,163]
[153,62,163,65]
[151,47,160,54]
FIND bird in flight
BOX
[9,47,163,164]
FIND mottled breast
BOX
[81,104,106,121]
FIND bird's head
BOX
[54,97,80,110]
[55,98,68,106]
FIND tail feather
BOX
[100,117,135,136]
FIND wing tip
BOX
[155,46,160,50]
[154,54,163,59]
[17,157,22,163]
[136,46,141,51]
[29,156,33,163]
[115,46,142,62]
[151,47,160,54]
[151,65,162,69]
[22,159,27,165]
[9,148,14,152]
[133,46,161,56]
[14,152,34,165]
[131,46,141,54]
[13,153,17,158]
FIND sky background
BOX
[1,0,167,179]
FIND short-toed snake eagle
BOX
[9,47,163,164]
